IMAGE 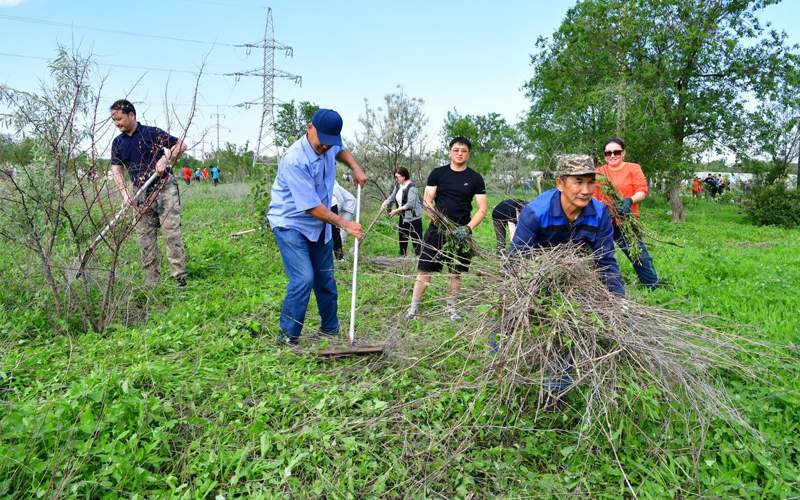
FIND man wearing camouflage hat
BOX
[510,154,624,295]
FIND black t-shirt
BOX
[492,198,526,223]
[111,123,178,187]
[426,164,486,226]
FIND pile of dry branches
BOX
[462,244,759,432]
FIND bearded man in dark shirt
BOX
[405,136,488,321]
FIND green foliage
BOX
[523,0,798,201]
[0,134,35,167]
[1,187,799,496]
[249,162,276,227]
[744,183,800,228]
[275,100,319,148]
[219,141,255,181]
[442,110,523,174]
[353,86,429,186]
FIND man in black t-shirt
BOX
[492,198,526,256]
[405,136,488,321]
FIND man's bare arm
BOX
[111,164,132,207]
[467,194,488,229]
[335,149,368,187]
[422,185,437,222]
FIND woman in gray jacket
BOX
[381,167,424,256]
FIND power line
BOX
[0,50,229,76]
[0,13,239,48]
[228,8,301,166]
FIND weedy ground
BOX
[1,181,798,497]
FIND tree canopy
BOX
[523,0,799,220]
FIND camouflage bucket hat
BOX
[555,154,596,177]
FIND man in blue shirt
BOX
[511,154,624,296]
[110,99,188,287]
[267,108,367,345]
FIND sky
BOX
[1,0,799,160]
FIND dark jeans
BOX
[272,227,339,341]
[493,218,509,253]
[613,225,659,289]
[399,218,423,256]
[331,205,343,260]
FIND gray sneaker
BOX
[404,306,418,321]
[446,305,460,322]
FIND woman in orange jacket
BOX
[594,137,659,289]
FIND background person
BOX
[381,166,424,257]
[691,176,701,199]
[182,164,192,185]
[267,108,367,345]
[405,136,488,321]
[491,198,526,256]
[329,191,345,260]
[332,180,356,243]
[594,137,659,289]
[109,99,188,287]
[211,164,220,186]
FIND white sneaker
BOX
[404,306,418,321]
[446,305,460,322]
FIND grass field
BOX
[1,181,799,497]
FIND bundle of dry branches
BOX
[596,174,646,262]
[466,244,758,432]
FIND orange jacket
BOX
[594,161,648,218]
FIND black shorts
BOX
[418,225,472,274]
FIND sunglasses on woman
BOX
[604,149,624,157]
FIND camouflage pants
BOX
[134,178,187,283]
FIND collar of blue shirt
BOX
[300,135,322,163]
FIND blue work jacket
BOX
[511,188,625,296]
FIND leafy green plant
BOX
[743,183,800,228]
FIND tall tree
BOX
[738,67,800,185]
[275,100,319,148]
[524,0,797,222]
[354,86,429,187]
[442,111,521,174]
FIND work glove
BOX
[618,198,633,217]
[454,225,472,242]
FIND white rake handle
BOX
[347,184,362,344]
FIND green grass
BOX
[1,184,799,497]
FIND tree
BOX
[275,100,319,148]
[0,134,35,167]
[0,47,200,332]
[738,67,800,185]
[442,111,522,174]
[524,0,797,222]
[354,86,429,192]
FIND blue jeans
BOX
[272,227,339,341]
[613,225,659,289]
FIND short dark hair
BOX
[394,166,411,181]
[449,136,472,151]
[603,137,625,150]
[110,99,136,116]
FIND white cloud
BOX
[0,0,28,6]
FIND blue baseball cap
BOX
[311,108,343,146]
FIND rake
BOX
[319,184,384,358]
[71,172,160,280]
